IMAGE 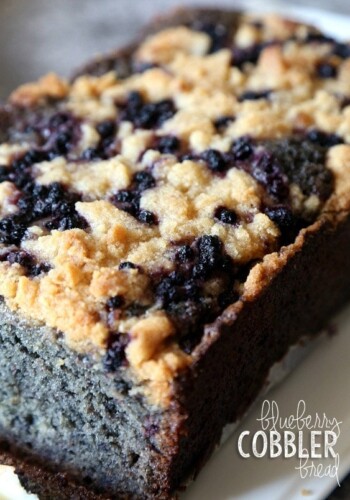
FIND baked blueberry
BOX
[107,296,125,310]
[316,63,337,78]
[214,206,238,225]
[202,149,227,172]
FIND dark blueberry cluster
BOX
[0,149,88,245]
[0,105,82,155]
[154,135,181,155]
[232,136,254,160]
[249,150,290,201]
[191,20,229,53]
[81,120,117,161]
[0,182,87,244]
[214,116,235,132]
[201,149,227,173]
[316,62,337,79]
[232,42,273,69]
[155,271,196,308]
[0,249,50,277]
[264,206,303,246]
[39,184,87,231]
[306,129,343,148]
[106,295,125,310]
[200,136,254,174]
[304,32,335,44]
[0,109,91,248]
[194,235,233,278]
[263,136,335,201]
[103,332,129,372]
[119,91,176,129]
[137,210,156,224]
[46,210,87,232]
[31,112,81,157]
[103,235,237,362]
[9,149,51,190]
[96,120,116,139]
[238,90,271,102]
[175,244,194,263]
[112,170,157,225]
[332,42,350,59]
[214,206,238,225]
[133,171,156,191]
[168,299,212,353]
[0,108,85,182]
[0,214,29,245]
[81,147,103,161]
[154,235,237,352]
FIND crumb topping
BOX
[1,13,350,404]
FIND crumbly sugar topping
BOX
[1,13,350,404]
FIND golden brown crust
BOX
[10,73,69,107]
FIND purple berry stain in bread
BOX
[103,332,129,372]
[119,91,176,129]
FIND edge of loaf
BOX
[1,7,350,499]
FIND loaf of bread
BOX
[1,7,350,499]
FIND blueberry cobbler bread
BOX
[1,7,350,499]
